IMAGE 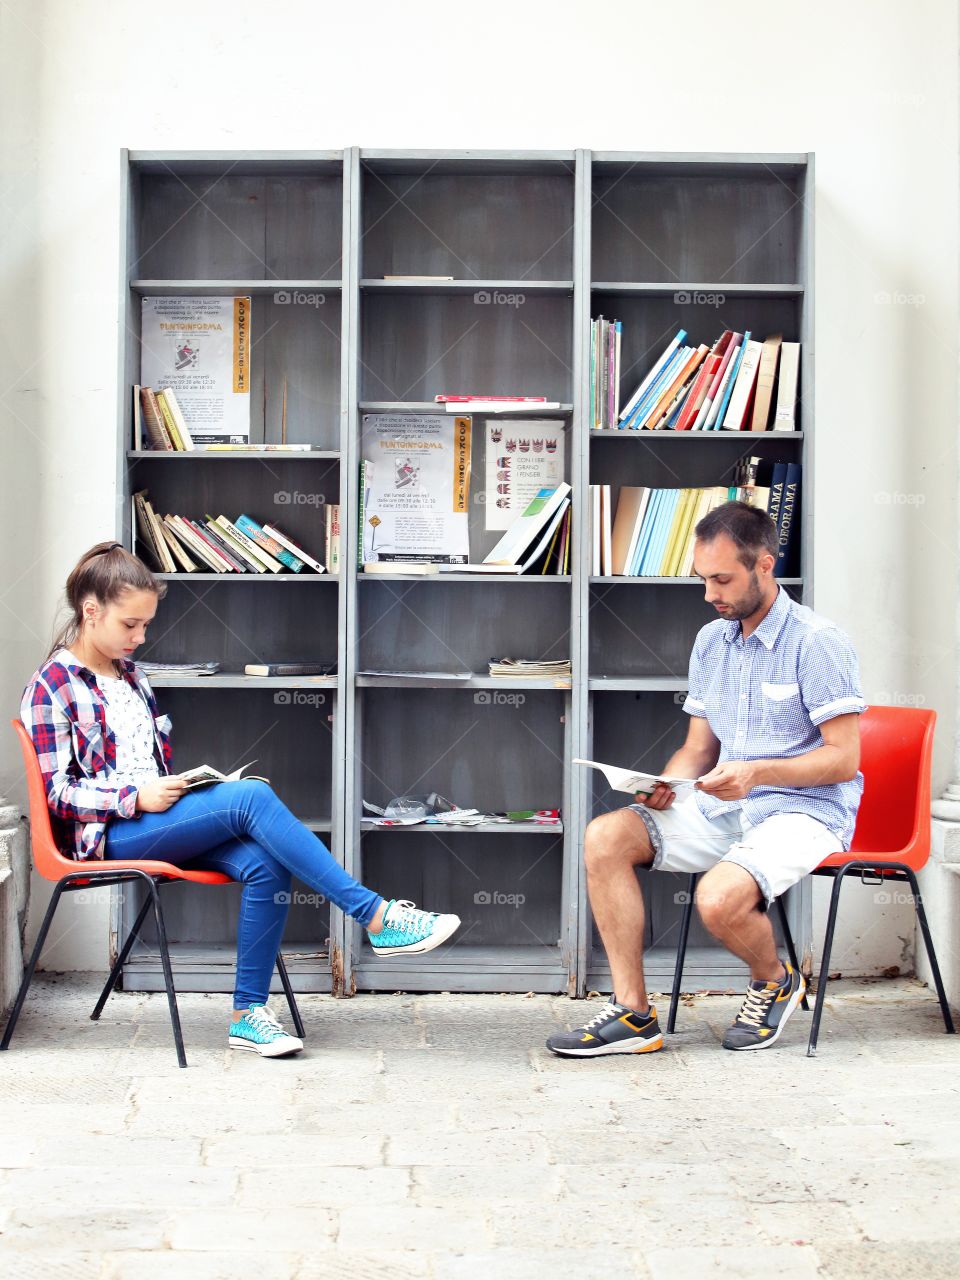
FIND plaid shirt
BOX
[20,649,173,860]
[684,586,866,847]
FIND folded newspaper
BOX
[572,758,699,797]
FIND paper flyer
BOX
[361,414,472,563]
[484,419,565,530]
[140,295,251,443]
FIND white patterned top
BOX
[94,671,161,786]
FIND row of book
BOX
[592,459,801,577]
[600,328,800,433]
[590,317,622,430]
[134,490,339,574]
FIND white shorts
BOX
[627,795,843,907]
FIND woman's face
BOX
[82,588,158,662]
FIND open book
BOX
[573,758,699,797]
[178,760,270,790]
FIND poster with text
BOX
[140,296,251,443]
[484,420,566,530]
[361,415,472,563]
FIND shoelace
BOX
[246,1004,286,1037]
[582,1001,623,1032]
[384,900,437,937]
[734,983,778,1029]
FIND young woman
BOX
[20,541,461,1058]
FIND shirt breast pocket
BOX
[71,714,107,777]
[759,681,802,738]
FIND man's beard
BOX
[724,569,765,621]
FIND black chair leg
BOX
[91,893,153,1021]
[147,880,187,1068]
[807,869,847,1057]
[774,895,809,1012]
[667,873,699,1034]
[276,953,305,1039]
[904,867,957,1034]
[0,881,67,1051]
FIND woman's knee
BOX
[231,840,291,896]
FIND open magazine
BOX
[178,760,269,790]
[573,758,699,798]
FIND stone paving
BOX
[0,974,958,1278]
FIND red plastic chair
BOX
[1,720,304,1067]
[666,706,956,1054]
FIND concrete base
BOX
[0,803,30,1017]
[916,818,960,1012]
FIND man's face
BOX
[693,533,771,620]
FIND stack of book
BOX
[434,395,562,413]
[590,316,622,429]
[136,387,195,451]
[136,661,220,677]
[609,329,800,432]
[134,490,334,574]
[488,658,572,679]
[593,460,801,577]
[134,386,327,452]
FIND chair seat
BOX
[54,859,232,886]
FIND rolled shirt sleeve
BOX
[798,628,867,727]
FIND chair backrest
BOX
[844,705,936,868]
[11,718,90,881]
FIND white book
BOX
[572,758,699,798]
[703,336,744,430]
[592,485,601,575]
[773,341,801,431]
[483,483,571,566]
[179,759,267,790]
[621,488,651,578]
[721,340,763,431]
[262,522,326,574]
[444,401,561,413]
[601,484,612,577]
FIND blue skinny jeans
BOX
[104,778,382,1009]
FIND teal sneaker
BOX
[368,898,461,956]
[228,1003,304,1057]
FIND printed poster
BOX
[140,296,251,443]
[361,415,471,563]
[484,419,566,530]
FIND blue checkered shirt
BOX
[684,586,866,847]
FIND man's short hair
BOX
[694,500,778,569]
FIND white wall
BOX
[2,0,957,974]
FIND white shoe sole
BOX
[370,913,461,957]
[725,976,806,1051]
[229,1036,303,1057]
[547,1035,664,1058]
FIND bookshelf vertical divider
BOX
[115,148,813,998]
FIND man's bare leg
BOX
[694,863,785,983]
[583,808,656,1011]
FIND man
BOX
[548,500,866,1057]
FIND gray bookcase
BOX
[114,148,813,998]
